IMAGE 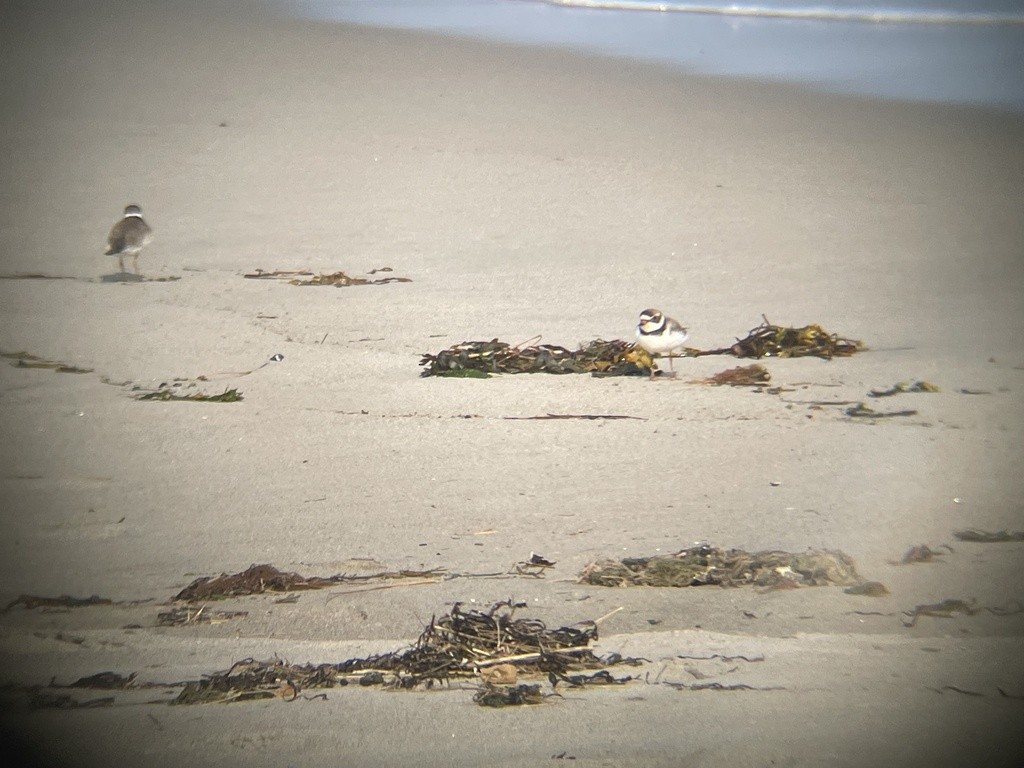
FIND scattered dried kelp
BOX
[172,659,305,705]
[421,317,862,377]
[243,269,410,286]
[0,350,93,374]
[173,563,444,602]
[136,388,242,402]
[3,594,113,613]
[689,364,770,386]
[170,600,639,704]
[156,606,249,627]
[902,599,979,627]
[845,403,918,419]
[901,598,1023,627]
[420,338,652,377]
[868,381,939,397]
[954,529,1024,543]
[698,317,863,360]
[580,545,861,588]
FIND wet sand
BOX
[1,1,1023,765]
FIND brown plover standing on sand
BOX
[105,204,152,275]
[636,308,689,378]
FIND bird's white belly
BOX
[636,329,688,355]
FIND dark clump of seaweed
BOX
[419,338,652,377]
[170,600,639,704]
[136,388,242,402]
[174,564,335,600]
[579,545,861,588]
[333,599,634,690]
[473,684,546,707]
[689,364,770,386]
[171,658,314,705]
[172,563,444,602]
[698,316,863,360]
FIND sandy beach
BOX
[1,1,1023,765]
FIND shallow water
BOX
[280,0,1024,111]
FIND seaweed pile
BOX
[420,318,862,377]
[580,545,861,588]
[172,600,638,704]
[419,338,652,377]
[173,563,442,601]
[700,317,862,360]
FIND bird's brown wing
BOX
[105,217,151,255]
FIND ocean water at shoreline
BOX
[279,0,1024,111]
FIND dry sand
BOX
[1,1,1023,765]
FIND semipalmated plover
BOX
[636,308,689,377]
[105,204,152,275]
